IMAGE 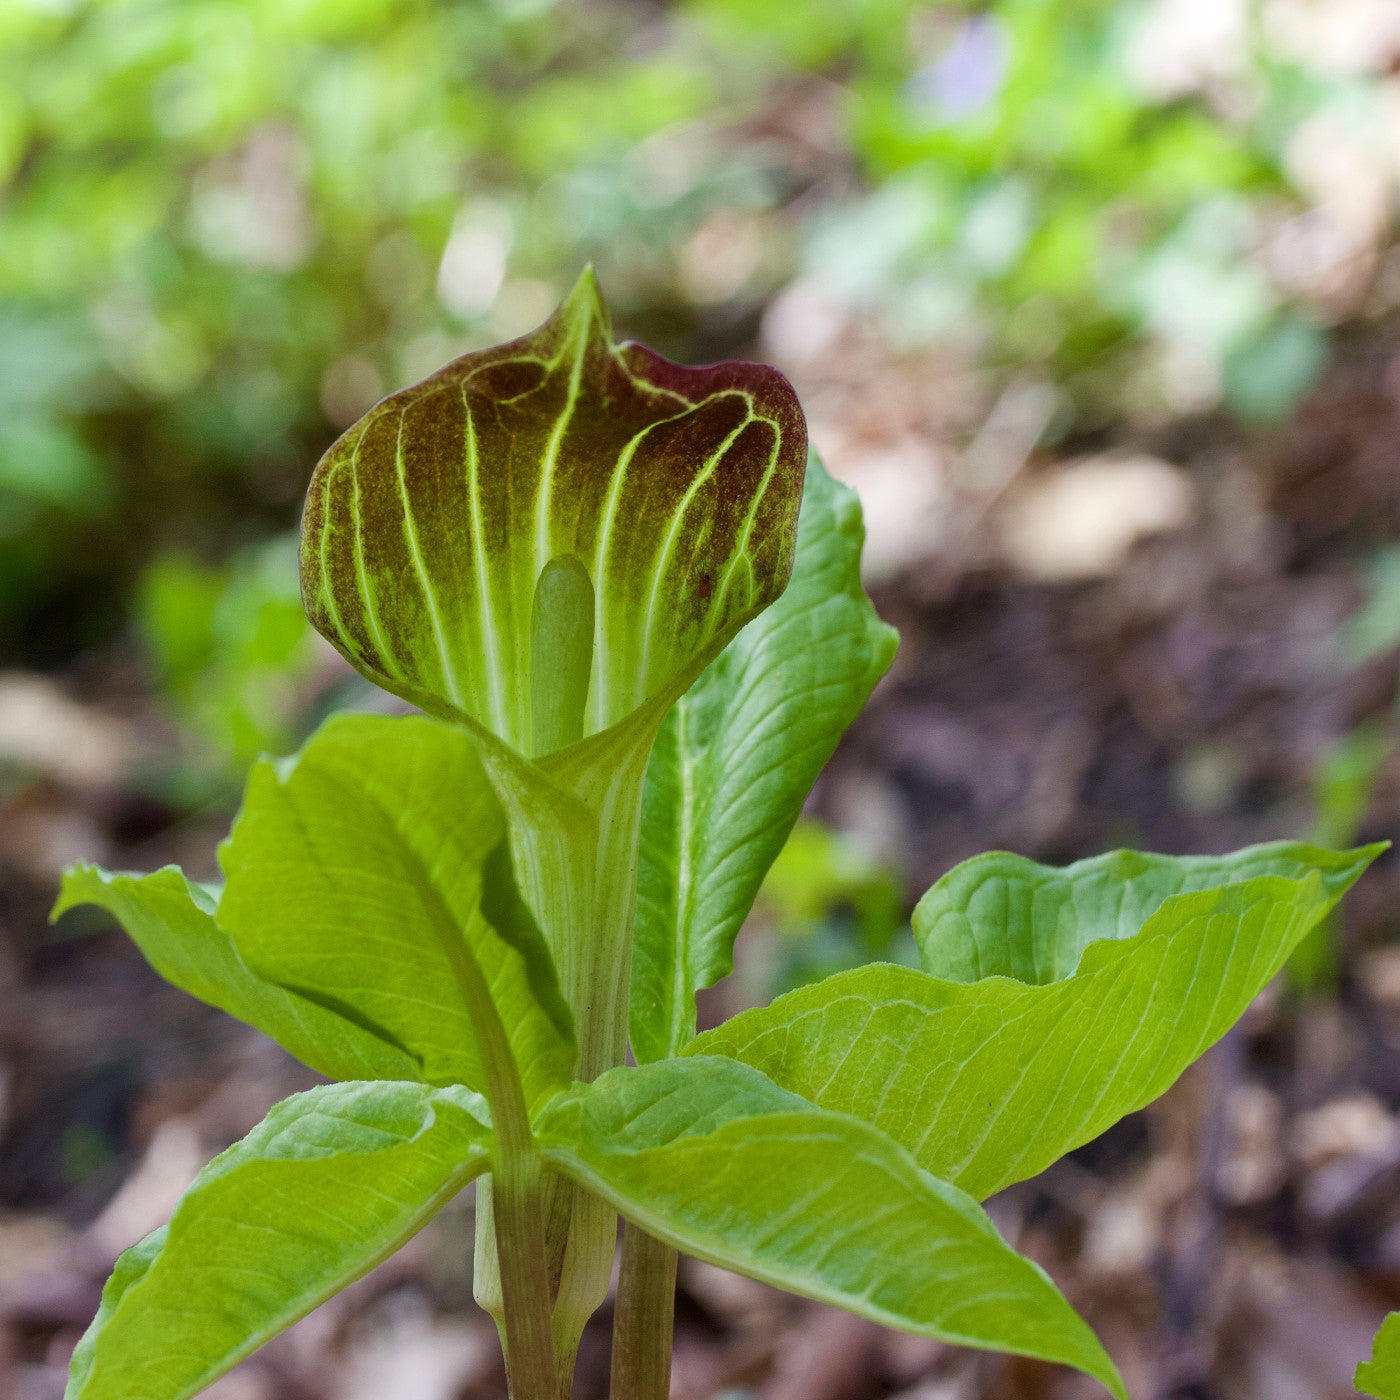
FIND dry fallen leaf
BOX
[995,454,1197,583]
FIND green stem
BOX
[491,1143,560,1400]
[610,1224,678,1400]
[548,1174,615,1377]
[427,872,558,1399]
[480,744,653,1378]
[472,709,660,1390]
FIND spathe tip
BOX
[558,264,610,337]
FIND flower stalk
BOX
[611,1224,679,1400]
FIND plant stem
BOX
[483,747,654,1377]
[426,868,559,1400]
[474,725,659,1389]
[491,1142,561,1400]
[475,1013,558,1399]
[548,1174,615,1382]
[610,1223,678,1400]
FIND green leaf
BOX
[538,1056,1125,1398]
[67,1081,491,1400]
[695,846,1382,1201]
[67,1229,166,1400]
[630,454,897,1062]
[52,864,420,1083]
[914,840,1378,984]
[1358,1314,1400,1400]
[217,711,575,1110]
[300,268,806,756]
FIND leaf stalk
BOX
[610,1223,678,1400]
[489,1142,561,1400]
[424,855,559,1399]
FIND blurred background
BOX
[2,0,1399,1395]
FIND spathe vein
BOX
[636,403,755,688]
[394,407,462,709]
[461,388,506,735]
[589,399,713,729]
[533,297,593,580]
[349,419,399,677]
[315,466,356,668]
[713,429,784,618]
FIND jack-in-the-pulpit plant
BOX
[57,273,1385,1400]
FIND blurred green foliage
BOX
[1287,722,1393,993]
[1347,547,1400,667]
[1288,545,1400,992]
[3,0,1392,687]
[138,537,320,787]
[713,0,1371,419]
[754,819,914,992]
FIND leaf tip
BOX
[50,860,115,924]
[1320,838,1391,897]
